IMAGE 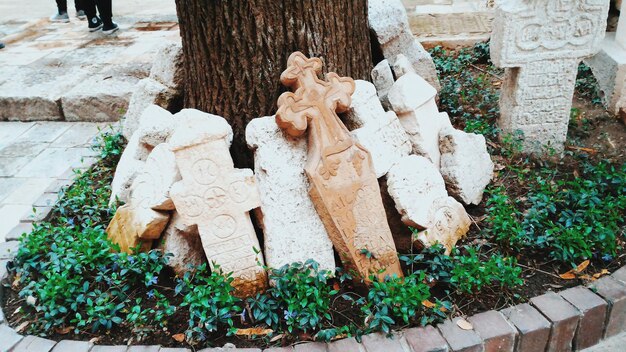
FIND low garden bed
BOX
[2,42,625,350]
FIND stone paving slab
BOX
[0,121,110,242]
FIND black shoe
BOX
[88,17,103,32]
[0,43,4,50]
[102,22,119,35]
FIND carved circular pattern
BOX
[212,215,237,239]
[180,195,204,218]
[204,187,227,208]
[191,158,219,185]
[228,181,248,203]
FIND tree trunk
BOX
[175,0,373,167]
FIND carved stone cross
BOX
[491,0,609,154]
[169,111,267,297]
[276,52,402,281]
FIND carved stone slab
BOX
[491,0,609,153]
[276,52,403,281]
[169,111,267,297]
[414,197,471,255]
[130,143,180,211]
[246,116,335,272]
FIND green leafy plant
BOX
[449,247,523,294]
[175,264,242,343]
[247,260,336,334]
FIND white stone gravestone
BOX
[491,0,609,154]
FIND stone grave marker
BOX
[491,0,610,153]
[246,116,336,272]
[169,111,267,297]
[276,52,403,282]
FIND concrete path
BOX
[583,332,626,351]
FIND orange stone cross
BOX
[276,52,403,281]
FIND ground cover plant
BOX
[3,41,625,349]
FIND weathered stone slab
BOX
[439,126,494,205]
[491,0,610,153]
[371,60,394,109]
[62,72,139,122]
[368,0,440,90]
[386,155,448,229]
[149,42,184,89]
[159,212,205,275]
[136,105,176,148]
[388,73,451,167]
[170,111,267,297]
[106,204,169,253]
[130,143,180,211]
[246,116,335,272]
[414,197,471,254]
[390,54,416,79]
[343,80,387,130]
[351,111,412,178]
[109,132,151,205]
[123,79,177,140]
[276,52,402,282]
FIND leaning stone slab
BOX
[135,105,176,148]
[159,212,206,276]
[170,110,267,297]
[491,0,610,153]
[109,132,151,206]
[388,73,451,167]
[123,78,177,140]
[343,80,387,130]
[276,52,402,282]
[130,143,180,211]
[439,126,494,205]
[149,42,184,89]
[351,111,412,178]
[368,0,440,90]
[414,197,471,255]
[390,54,416,79]
[246,116,335,272]
[386,155,448,229]
[106,204,170,253]
[371,60,394,109]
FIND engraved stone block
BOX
[491,0,610,153]
[158,211,206,276]
[130,143,181,211]
[276,52,402,282]
[414,197,471,254]
[170,111,267,297]
[246,116,335,272]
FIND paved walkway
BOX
[0,122,108,242]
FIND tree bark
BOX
[175,0,373,167]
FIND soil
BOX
[2,52,626,351]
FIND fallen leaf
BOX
[422,300,436,308]
[235,327,274,337]
[593,269,610,279]
[439,306,448,313]
[333,282,340,291]
[55,326,74,335]
[172,333,185,343]
[559,272,577,280]
[576,260,590,273]
[270,333,284,343]
[456,318,473,330]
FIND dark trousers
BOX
[56,0,83,12]
[83,0,113,25]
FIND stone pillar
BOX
[585,1,626,117]
[491,0,609,154]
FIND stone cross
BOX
[169,111,267,297]
[276,52,403,282]
[491,0,609,153]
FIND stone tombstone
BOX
[491,0,610,153]
[169,110,267,297]
[585,0,626,116]
[246,116,336,272]
[276,52,403,282]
